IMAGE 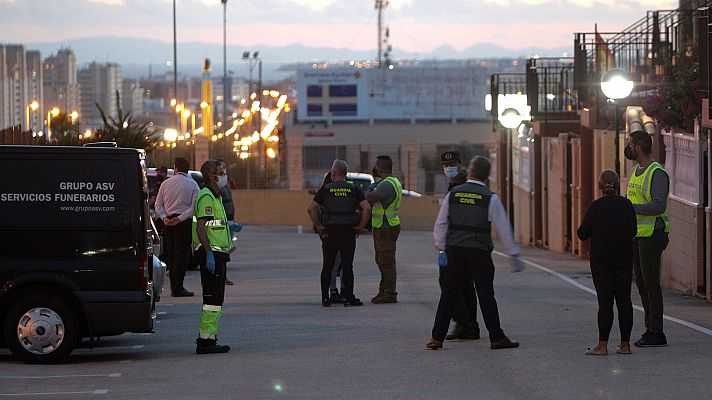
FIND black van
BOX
[0,146,155,363]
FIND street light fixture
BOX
[25,101,39,133]
[499,108,524,129]
[164,128,178,164]
[46,107,61,140]
[600,68,633,176]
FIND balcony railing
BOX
[489,73,527,129]
[525,57,577,119]
[574,1,711,108]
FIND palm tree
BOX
[95,91,159,151]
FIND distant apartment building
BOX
[0,44,43,131]
[43,48,79,119]
[25,50,43,132]
[78,62,121,125]
[121,80,144,117]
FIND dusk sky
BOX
[1,0,677,53]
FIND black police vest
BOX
[322,181,359,226]
[446,182,494,252]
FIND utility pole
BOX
[222,0,228,160]
[172,0,179,131]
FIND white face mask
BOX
[443,167,459,179]
[218,175,228,188]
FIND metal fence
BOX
[525,57,577,118]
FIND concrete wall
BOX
[233,189,442,231]
[662,196,705,295]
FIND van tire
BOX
[3,294,79,364]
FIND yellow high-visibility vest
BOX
[372,176,402,228]
[626,161,670,238]
[192,188,233,253]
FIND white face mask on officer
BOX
[443,167,459,179]
[218,175,228,188]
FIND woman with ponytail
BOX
[577,170,637,356]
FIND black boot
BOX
[196,338,230,354]
[330,289,344,303]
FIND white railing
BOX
[662,124,705,206]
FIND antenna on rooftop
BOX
[375,0,392,68]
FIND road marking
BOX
[157,311,168,315]
[0,389,108,396]
[0,373,120,380]
[493,251,712,337]
[74,345,144,351]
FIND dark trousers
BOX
[164,218,192,293]
[438,269,479,330]
[590,258,633,342]
[432,246,505,342]
[321,232,356,300]
[373,224,400,297]
[633,230,669,333]
[197,248,229,307]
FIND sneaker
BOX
[344,297,364,307]
[330,289,344,304]
[195,338,230,354]
[635,332,667,347]
[321,298,332,307]
[490,336,520,350]
[445,325,480,340]
[634,331,652,347]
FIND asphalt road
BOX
[1,226,711,399]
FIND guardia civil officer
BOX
[193,160,241,354]
[308,160,371,307]
[367,155,403,304]
[625,131,670,347]
[428,156,523,350]
[439,150,480,341]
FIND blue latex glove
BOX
[437,251,448,268]
[205,251,216,274]
[511,255,525,273]
[367,182,378,191]
[228,221,243,233]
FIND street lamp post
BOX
[498,107,524,223]
[164,128,178,165]
[25,101,39,133]
[600,68,634,176]
[47,107,60,142]
[222,0,228,138]
[242,51,259,103]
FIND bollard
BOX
[297,225,303,234]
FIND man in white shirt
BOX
[156,157,200,297]
[427,156,524,350]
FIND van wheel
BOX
[3,294,79,364]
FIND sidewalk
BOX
[513,243,712,336]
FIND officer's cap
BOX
[440,150,461,164]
